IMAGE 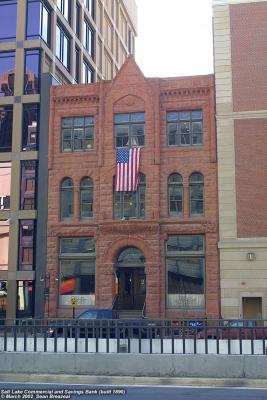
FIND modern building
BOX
[0,0,137,319]
[46,57,220,319]
[213,0,267,319]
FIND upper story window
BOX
[80,177,93,219]
[20,160,38,210]
[0,51,15,97]
[168,173,183,217]
[27,0,51,46]
[0,162,11,210]
[76,2,80,38]
[24,49,40,95]
[167,110,203,146]
[0,105,13,152]
[22,103,39,151]
[0,1,17,43]
[18,220,36,271]
[114,173,146,219]
[61,116,94,152]
[60,177,74,220]
[83,60,94,83]
[83,19,94,58]
[84,0,94,18]
[56,24,70,70]
[75,47,80,83]
[189,172,204,216]
[114,112,145,149]
[57,0,71,23]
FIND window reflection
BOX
[0,51,15,97]
[22,104,39,151]
[17,281,34,318]
[0,105,13,152]
[20,160,37,210]
[24,49,40,95]
[26,0,51,46]
[0,1,17,42]
[0,280,7,318]
[0,162,11,210]
[18,220,35,271]
[0,221,9,271]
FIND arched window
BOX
[114,173,146,219]
[168,173,183,217]
[189,173,204,216]
[60,178,74,220]
[80,177,93,218]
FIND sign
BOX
[71,297,78,308]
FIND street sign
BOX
[71,297,78,308]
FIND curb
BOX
[1,374,267,388]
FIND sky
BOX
[134,0,214,78]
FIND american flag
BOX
[116,148,140,192]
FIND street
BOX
[1,383,267,400]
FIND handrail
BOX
[142,299,146,319]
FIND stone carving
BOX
[113,94,145,110]
[99,221,159,235]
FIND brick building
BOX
[213,0,267,319]
[47,57,219,319]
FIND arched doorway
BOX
[115,247,146,310]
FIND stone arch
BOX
[113,94,145,112]
[103,237,155,266]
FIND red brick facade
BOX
[230,2,267,112]
[47,57,219,319]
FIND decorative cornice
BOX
[99,221,159,235]
[160,87,210,98]
[54,95,99,105]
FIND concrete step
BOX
[117,310,143,319]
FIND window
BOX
[114,173,145,219]
[167,110,203,146]
[24,49,40,94]
[61,116,94,152]
[166,235,205,308]
[114,113,145,148]
[59,237,95,306]
[56,24,70,70]
[0,51,15,97]
[83,60,94,83]
[0,281,7,317]
[189,173,204,216]
[20,160,38,210]
[26,0,51,45]
[0,221,9,271]
[80,177,93,218]
[0,1,17,42]
[75,47,80,83]
[57,0,70,23]
[60,178,74,220]
[83,19,94,58]
[76,2,80,38]
[84,0,94,17]
[22,104,39,151]
[0,162,11,211]
[168,173,183,217]
[0,105,13,152]
[128,29,132,53]
[18,220,35,271]
[17,281,34,318]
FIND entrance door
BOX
[116,247,146,310]
[242,297,262,320]
[117,267,146,309]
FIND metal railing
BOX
[0,318,267,355]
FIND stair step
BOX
[117,310,143,319]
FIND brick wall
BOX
[230,2,267,111]
[235,118,267,237]
[47,57,219,319]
